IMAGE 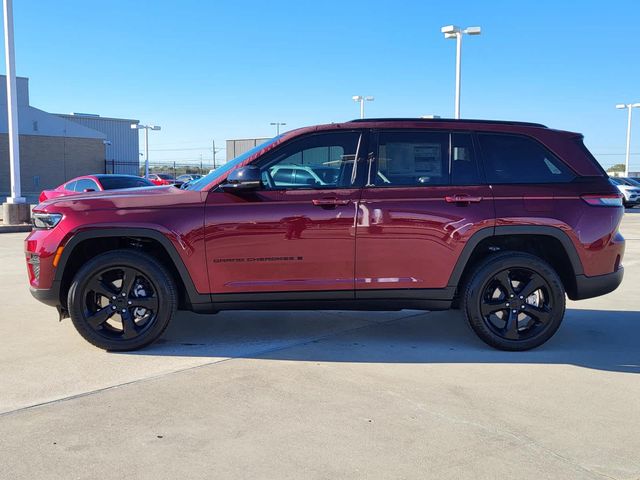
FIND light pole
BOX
[352,95,374,119]
[441,25,481,119]
[616,103,640,177]
[270,122,286,135]
[131,123,161,178]
[3,0,24,205]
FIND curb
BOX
[0,224,32,234]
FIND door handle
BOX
[312,198,351,207]
[445,195,483,204]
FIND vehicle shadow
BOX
[126,308,640,374]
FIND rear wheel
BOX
[462,252,565,351]
[67,250,177,351]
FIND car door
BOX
[204,130,367,297]
[355,129,494,297]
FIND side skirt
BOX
[191,288,455,314]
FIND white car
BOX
[610,177,640,207]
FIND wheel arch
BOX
[55,227,210,311]
[449,226,584,300]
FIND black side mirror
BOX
[221,166,262,192]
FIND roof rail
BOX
[348,118,548,128]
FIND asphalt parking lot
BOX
[1,212,639,480]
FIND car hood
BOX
[35,185,206,212]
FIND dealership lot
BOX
[0,212,639,479]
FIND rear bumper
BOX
[571,267,624,300]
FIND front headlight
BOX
[32,213,63,229]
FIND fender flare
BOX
[447,225,584,288]
[55,227,210,306]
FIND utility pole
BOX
[441,25,481,119]
[616,103,640,177]
[212,139,216,169]
[130,123,161,178]
[3,0,24,206]
[352,96,374,119]
[270,122,286,135]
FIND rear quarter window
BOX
[478,133,575,184]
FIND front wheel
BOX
[462,252,566,351]
[67,250,177,351]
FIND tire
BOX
[462,252,565,351]
[67,249,177,351]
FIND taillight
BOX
[38,191,46,203]
[580,194,623,207]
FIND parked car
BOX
[27,118,624,352]
[147,173,182,186]
[176,174,203,183]
[609,177,640,207]
[39,175,155,202]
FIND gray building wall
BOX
[0,134,104,199]
[226,138,270,161]
[0,75,123,201]
[56,114,140,175]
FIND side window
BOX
[375,131,449,186]
[272,168,296,185]
[65,180,77,191]
[260,132,362,190]
[451,133,480,185]
[75,179,98,191]
[478,133,575,184]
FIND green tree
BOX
[607,163,625,173]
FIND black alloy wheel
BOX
[82,266,159,341]
[479,267,553,341]
[463,252,566,351]
[67,250,176,351]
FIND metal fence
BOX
[105,160,215,177]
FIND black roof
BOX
[348,118,548,128]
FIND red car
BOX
[39,175,154,202]
[147,173,177,186]
[26,118,624,352]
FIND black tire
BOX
[462,252,565,351]
[67,250,177,351]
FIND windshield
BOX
[187,136,281,190]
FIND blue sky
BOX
[2,0,639,170]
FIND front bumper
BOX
[571,267,624,300]
[30,281,61,307]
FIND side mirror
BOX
[221,166,262,192]
[83,188,96,193]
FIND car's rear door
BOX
[204,130,367,297]
[355,129,494,298]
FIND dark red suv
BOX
[25,118,625,351]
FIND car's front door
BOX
[355,129,494,297]
[204,130,367,297]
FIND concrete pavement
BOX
[1,212,639,479]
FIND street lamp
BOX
[441,25,481,119]
[270,122,286,135]
[615,103,640,177]
[352,95,374,119]
[130,123,161,178]
[3,0,24,208]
